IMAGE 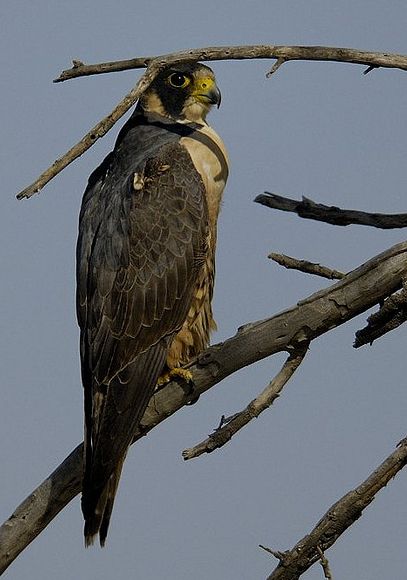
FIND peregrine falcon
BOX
[76,62,228,546]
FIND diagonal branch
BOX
[53,45,407,82]
[1,240,407,573]
[264,437,407,579]
[255,193,407,229]
[16,59,166,200]
[182,345,308,460]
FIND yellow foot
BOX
[156,367,193,387]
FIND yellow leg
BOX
[156,367,193,387]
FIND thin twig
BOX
[269,253,345,280]
[54,56,152,82]
[53,45,407,82]
[317,546,334,580]
[354,282,407,347]
[182,345,308,460]
[267,57,287,76]
[364,64,379,75]
[255,193,407,229]
[2,240,407,573]
[260,546,290,563]
[266,438,407,579]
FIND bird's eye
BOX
[168,73,190,88]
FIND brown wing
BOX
[77,141,208,544]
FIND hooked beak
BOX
[193,78,222,108]
[205,85,222,108]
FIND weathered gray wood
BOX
[1,240,407,574]
[255,193,407,229]
[266,438,407,579]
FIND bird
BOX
[76,61,229,546]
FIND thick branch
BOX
[54,45,407,82]
[265,438,407,579]
[0,445,83,572]
[255,193,407,229]
[182,345,308,460]
[1,240,407,573]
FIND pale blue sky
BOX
[1,1,407,578]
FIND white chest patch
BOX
[180,124,229,225]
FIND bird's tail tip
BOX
[84,521,108,548]
[82,459,124,548]
[82,494,111,548]
[84,529,98,548]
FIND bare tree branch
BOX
[53,45,407,83]
[182,345,308,460]
[255,193,407,229]
[269,253,345,280]
[1,240,407,573]
[0,445,83,573]
[316,547,334,580]
[264,437,407,579]
[16,45,407,200]
[354,282,407,347]
[16,59,167,200]
[54,56,152,82]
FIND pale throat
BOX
[141,91,210,124]
[181,99,211,124]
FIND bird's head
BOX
[139,62,221,124]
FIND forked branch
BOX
[264,438,407,579]
[1,241,407,573]
[182,345,308,460]
[54,45,407,82]
[16,45,407,200]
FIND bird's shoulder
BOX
[76,112,210,348]
[79,111,204,224]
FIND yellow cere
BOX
[195,77,215,91]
